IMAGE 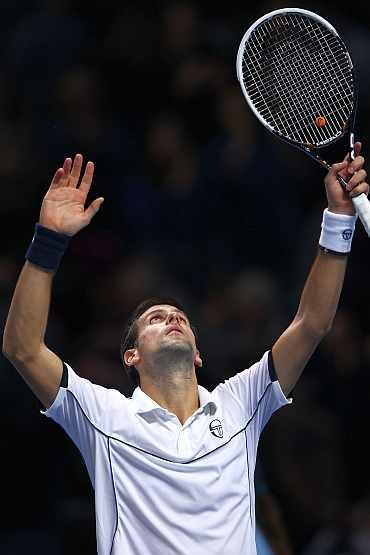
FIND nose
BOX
[167,312,182,325]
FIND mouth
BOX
[166,326,184,336]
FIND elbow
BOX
[2,341,21,363]
[298,316,333,340]
[2,324,18,360]
[2,335,39,364]
[2,334,13,360]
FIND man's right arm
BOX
[2,262,63,409]
[2,154,104,409]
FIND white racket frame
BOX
[236,7,370,238]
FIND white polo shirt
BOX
[42,350,291,555]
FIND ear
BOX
[195,350,203,368]
[124,348,140,367]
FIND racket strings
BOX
[244,25,317,140]
[245,22,351,144]
[246,19,350,142]
[296,16,353,130]
[253,19,327,142]
[243,42,332,145]
[276,23,348,141]
[249,14,346,99]
[241,13,354,146]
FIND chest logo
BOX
[209,419,223,438]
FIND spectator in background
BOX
[255,459,293,555]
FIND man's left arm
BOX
[272,142,368,396]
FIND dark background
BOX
[1,1,370,553]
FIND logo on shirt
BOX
[209,419,223,438]
[342,229,352,241]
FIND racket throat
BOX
[305,148,348,191]
[304,147,331,172]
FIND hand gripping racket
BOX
[236,7,370,237]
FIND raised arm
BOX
[272,142,368,396]
[2,154,104,408]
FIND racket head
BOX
[236,8,357,152]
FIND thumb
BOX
[353,141,362,158]
[343,141,362,162]
[84,197,104,223]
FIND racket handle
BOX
[334,173,370,238]
[352,193,370,238]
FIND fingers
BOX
[48,156,74,189]
[347,171,369,199]
[69,153,83,187]
[49,167,65,189]
[344,151,367,197]
[63,157,72,174]
[347,168,367,190]
[59,157,72,187]
[327,160,348,179]
[79,161,95,196]
[347,155,365,175]
[84,197,104,223]
[344,149,368,196]
[50,154,95,192]
[349,180,369,198]
[334,150,366,186]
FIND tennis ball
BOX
[315,116,327,128]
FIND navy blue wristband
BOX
[25,224,71,271]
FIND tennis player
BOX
[3,149,368,554]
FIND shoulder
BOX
[42,362,130,435]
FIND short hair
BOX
[120,296,197,387]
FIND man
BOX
[2,149,368,554]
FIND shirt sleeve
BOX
[41,362,124,485]
[215,350,292,436]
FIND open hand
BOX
[39,154,104,236]
[325,142,369,215]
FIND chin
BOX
[157,339,194,361]
[163,337,192,350]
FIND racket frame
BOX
[236,7,358,164]
[236,8,370,238]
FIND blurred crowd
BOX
[2,1,370,553]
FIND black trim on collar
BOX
[60,362,68,388]
[268,350,278,382]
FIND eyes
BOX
[149,315,162,324]
[149,313,188,325]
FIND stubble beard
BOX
[150,339,194,380]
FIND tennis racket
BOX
[236,7,370,237]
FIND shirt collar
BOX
[132,385,217,416]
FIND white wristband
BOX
[319,208,357,253]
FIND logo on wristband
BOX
[342,229,353,241]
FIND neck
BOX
[140,361,199,425]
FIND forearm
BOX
[294,248,348,335]
[3,262,54,360]
[272,151,366,394]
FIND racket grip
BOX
[352,193,370,238]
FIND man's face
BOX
[126,304,202,370]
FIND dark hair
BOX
[120,296,197,387]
